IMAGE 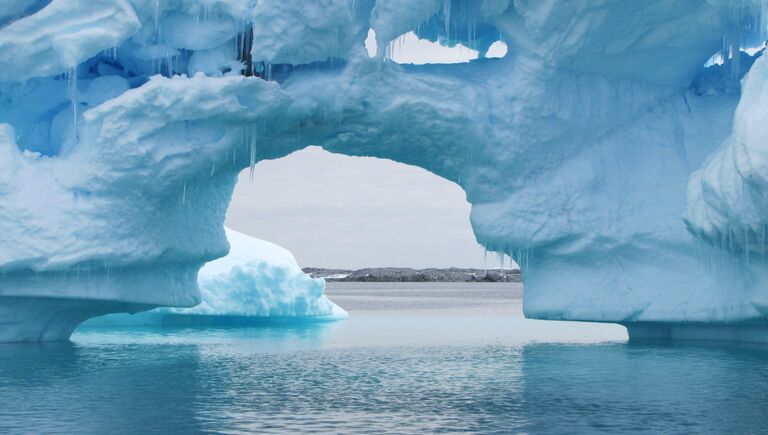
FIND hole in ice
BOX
[692,44,764,95]
[703,52,724,67]
[365,28,377,58]
[703,44,765,67]
[485,40,508,58]
[225,146,494,270]
[237,25,255,76]
[387,31,478,65]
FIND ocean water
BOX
[1,282,768,433]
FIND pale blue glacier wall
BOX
[1,0,767,341]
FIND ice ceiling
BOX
[1,0,768,341]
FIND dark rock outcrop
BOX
[302,267,521,282]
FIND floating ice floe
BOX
[84,228,347,327]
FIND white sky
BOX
[226,147,497,269]
[227,33,511,269]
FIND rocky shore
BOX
[302,267,522,283]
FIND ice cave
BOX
[1,0,768,341]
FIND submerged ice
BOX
[2,0,768,341]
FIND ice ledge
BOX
[0,297,153,342]
[625,321,768,344]
[0,264,201,307]
[0,264,201,341]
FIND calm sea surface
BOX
[1,282,767,433]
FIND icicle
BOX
[166,49,173,76]
[182,183,187,205]
[443,0,451,41]
[730,33,741,81]
[68,68,78,133]
[762,0,768,42]
[249,126,257,182]
[744,226,750,265]
[154,0,162,39]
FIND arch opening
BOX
[226,145,517,272]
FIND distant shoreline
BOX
[303,267,521,283]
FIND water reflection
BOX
[76,322,337,352]
[518,341,768,433]
[2,333,768,432]
[0,342,204,433]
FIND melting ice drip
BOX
[1,0,768,342]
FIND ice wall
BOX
[1,0,768,341]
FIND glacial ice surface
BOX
[2,0,768,341]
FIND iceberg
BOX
[83,228,346,327]
[1,0,768,341]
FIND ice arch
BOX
[1,0,768,341]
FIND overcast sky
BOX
[225,35,511,270]
[225,147,498,269]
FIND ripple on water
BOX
[1,283,767,433]
[1,341,768,433]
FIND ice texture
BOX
[84,228,346,326]
[1,0,768,341]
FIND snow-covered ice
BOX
[1,0,768,341]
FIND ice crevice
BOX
[2,0,768,341]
